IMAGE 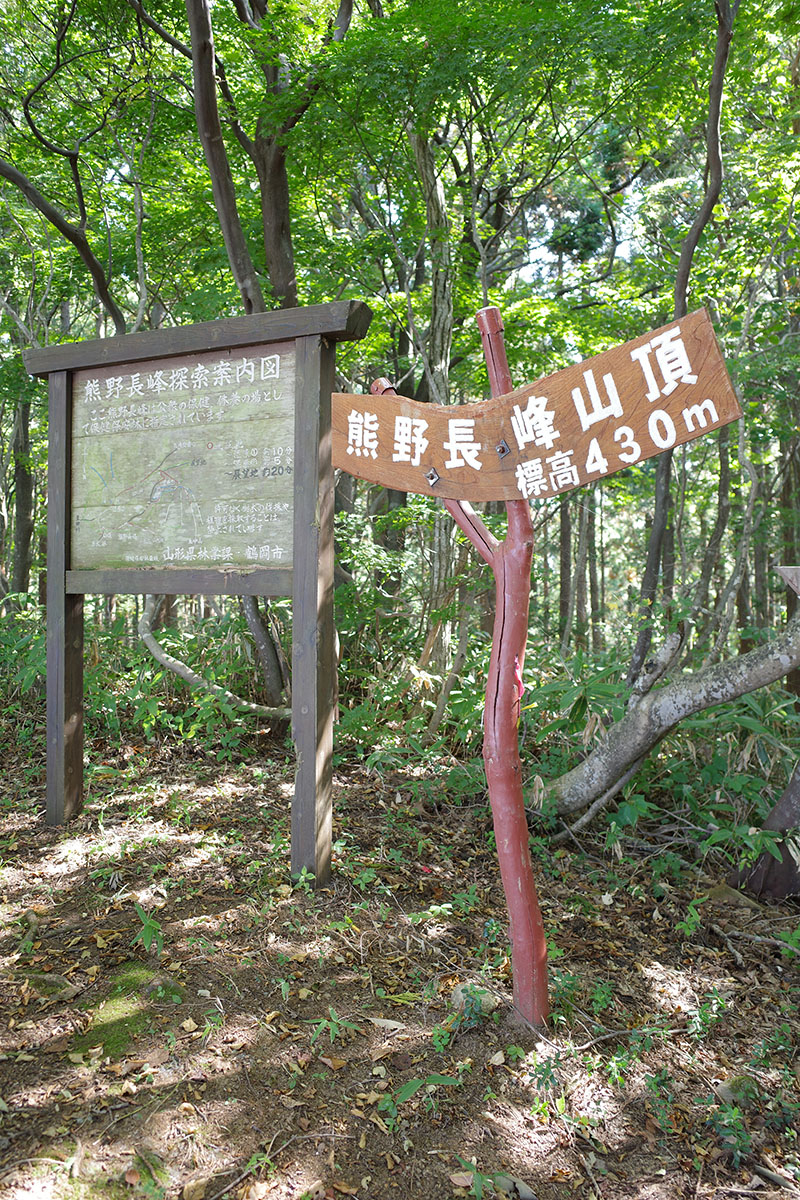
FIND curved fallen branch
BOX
[138,594,291,721]
[548,610,800,817]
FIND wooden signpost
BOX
[334,306,741,1026]
[24,300,371,886]
[334,309,740,501]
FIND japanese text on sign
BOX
[332,310,741,502]
[71,345,296,570]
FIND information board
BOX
[71,343,295,570]
[24,299,373,887]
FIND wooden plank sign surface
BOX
[333,309,741,499]
[776,566,800,597]
[71,341,295,570]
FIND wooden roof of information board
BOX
[23,300,372,377]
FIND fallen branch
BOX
[720,928,799,958]
[549,755,647,845]
[547,609,800,817]
[138,594,291,721]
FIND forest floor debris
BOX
[0,739,798,1200]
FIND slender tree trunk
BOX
[573,495,590,652]
[558,497,572,648]
[11,400,33,599]
[688,426,732,640]
[626,0,739,686]
[408,130,453,407]
[588,489,603,652]
[662,505,675,605]
[542,505,551,639]
[185,0,266,314]
[781,443,800,700]
[0,486,8,605]
[408,126,455,670]
[737,563,754,654]
[753,520,769,632]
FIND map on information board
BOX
[70,342,295,571]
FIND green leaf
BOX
[395,1079,425,1104]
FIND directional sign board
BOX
[777,566,800,598]
[333,309,741,498]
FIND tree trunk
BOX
[573,495,590,652]
[253,138,298,309]
[408,129,453,407]
[588,488,604,652]
[753,509,769,632]
[781,443,800,700]
[242,594,287,709]
[558,496,572,649]
[662,505,675,605]
[730,761,800,899]
[185,0,266,314]
[688,426,732,642]
[407,126,455,669]
[626,0,739,686]
[547,609,800,818]
[11,400,34,599]
[737,562,754,655]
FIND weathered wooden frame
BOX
[24,301,371,884]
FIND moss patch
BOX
[72,960,157,1059]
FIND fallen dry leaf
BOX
[319,1054,347,1070]
[181,1179,208,1200]
[43,1036,70,1053]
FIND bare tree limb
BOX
[549,610,800,817]
[0,156,127,334]
[138,594,290,720]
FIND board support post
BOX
[290,335,336,886]
[46,370,84,824]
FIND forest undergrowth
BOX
[1,667,799,1200]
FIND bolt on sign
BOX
[333,309,741,499]
[24,301,371,888]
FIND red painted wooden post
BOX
[474,307,549,1026]
[372,310,550,1025]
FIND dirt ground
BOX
[1,739,798,1200]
